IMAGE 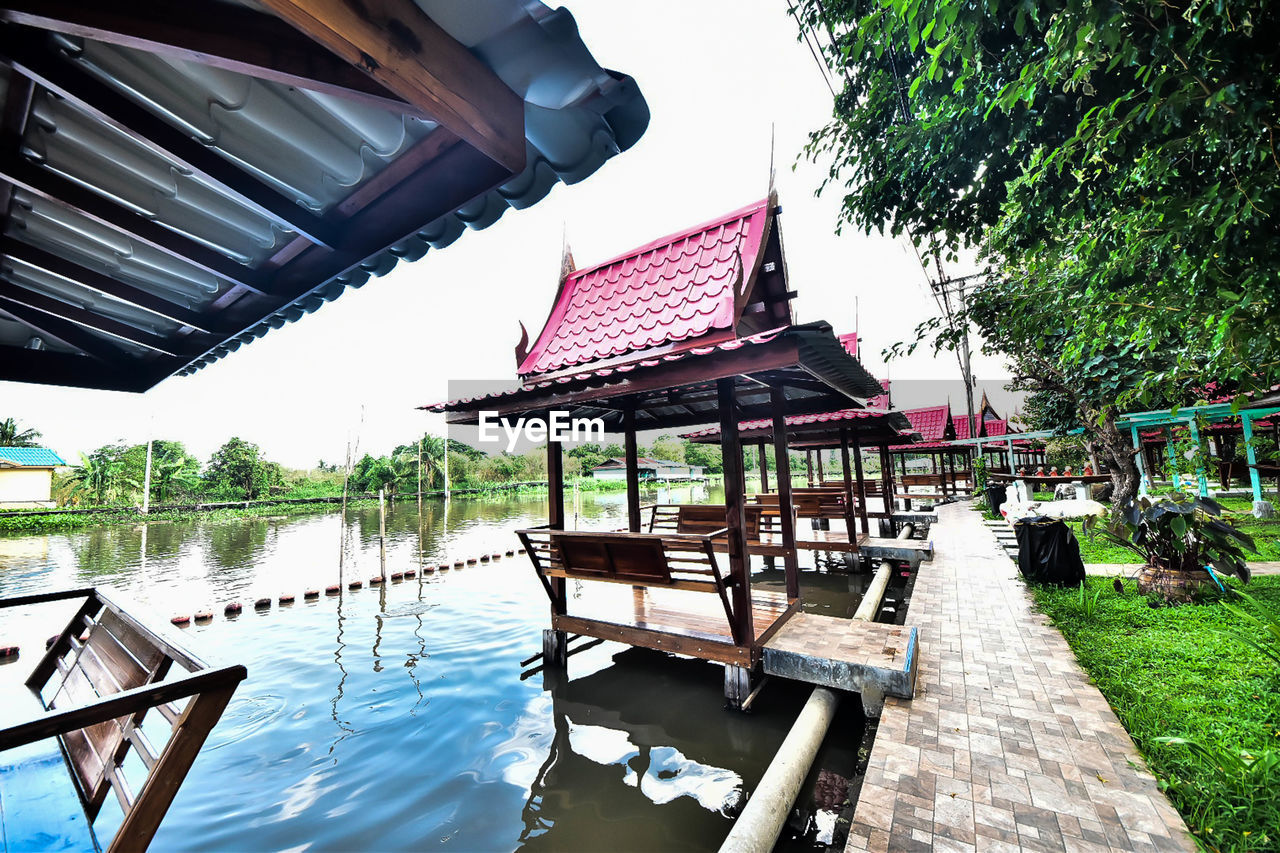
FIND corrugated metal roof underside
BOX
[0,0,648,383]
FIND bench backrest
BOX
[672,504,760,539]
[0,588,246,853]
[555,532,672,585]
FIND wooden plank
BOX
[544,568,716,595]
[257,0,526,172]
[111,685,240,851]
[553,614,751,667]
[0,667,245,751]
[0,0,414,113]
[0,34,339,247]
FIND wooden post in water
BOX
[378,488,387,580]
[847,430,870,537]
[717,378,753,645]
[770,386,799,598]
[624,407,641,532]
[806,450,814,487]
[417,437,423,515]
[757,442,770,494]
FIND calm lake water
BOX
[0,487,873,852]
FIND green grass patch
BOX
[1031,576,1280,851]
[1068,513,1280,565]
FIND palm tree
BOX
[68,448,139,506]
[0,417,41,447]
[150,449,202,504]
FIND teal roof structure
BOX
[0,447,66,467]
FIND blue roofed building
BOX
[0,447,67,509]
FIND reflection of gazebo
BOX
[429,197,884,706]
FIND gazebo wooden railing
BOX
[0,588,246,852]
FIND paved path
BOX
[845,502,1194,852]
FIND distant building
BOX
[0,447,67,509]
[590,457,705,482]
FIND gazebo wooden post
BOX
[623,407,641,532]
[880,445,895,521]
[769,387,799,599]
[718,379,754,708]
[757,442,770,494]
[844,429,868,541]
[806,450,814,486]
[543,436,568,668]
[624,405,646,623]
[816,450,825,485]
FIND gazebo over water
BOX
[429,196,893,706]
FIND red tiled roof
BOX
[518,199,772,377]
[430,327,789,411]
[900,405,951,442]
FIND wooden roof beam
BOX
[0,151,269,294]
[0,0,415,115]
[0,297,122,360]
[0,238,224,334]
[0,343,149,390]
[0,279,202,356]
[258,0,527,173]
[0,34,339,248]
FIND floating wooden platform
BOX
[556,585,799,668]
[762,613,918,709]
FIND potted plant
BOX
[1082,493,1256,602]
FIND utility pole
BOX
[141,438,153,514]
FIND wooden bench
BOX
[646,504,793,557]
[516,525,739,638]
[0,588,246,852]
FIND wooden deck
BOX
[750,530,934,561]
[762,613,919,706]
[556,585,799,667]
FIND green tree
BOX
[684,441,723,474]
[646,435,685,464]
[793,0,1280,504]
[205,437,280,500]
[68,443,137,505]
[149,444,202,503]
[0,417,42,447]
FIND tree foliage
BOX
[0,417,42,447]
[793,0,1280,502]
[205,437,281,500]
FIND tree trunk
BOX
[1085,405,1140,506]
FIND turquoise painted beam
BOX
[1242,412,1263,504]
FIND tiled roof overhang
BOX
[0,0,648,392]
[681,406,915,449]
[427,322,887,432]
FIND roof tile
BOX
[519,199,771,377]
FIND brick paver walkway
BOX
[845,502,1195,852]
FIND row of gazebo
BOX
[430,197,966,705]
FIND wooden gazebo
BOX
[429,198,885,706]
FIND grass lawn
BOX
[1032,576,1280,852]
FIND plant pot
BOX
[1135,565,1211,603]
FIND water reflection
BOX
[0,489,865,851]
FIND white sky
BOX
[0,0,1015,469]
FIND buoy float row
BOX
[162,548,524,629]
